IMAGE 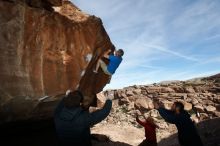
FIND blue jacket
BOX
[107,55,122,74]
[158,108,203,146]
[54,99,112,146]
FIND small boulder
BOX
[160,100,173,110]
[161,87,175,93]
[192,98,199,105]
[200,113,209,120]
[184,86,195,93]
[146,87,160,94]
[184,102,192,111]
[135,98,148,111]
[135,98,153,110]
[172,86,185,93]
[194,105,205,113]
[214,111,220,117]
[133,89,142,95]
[126,90,134,96]
[205,105,216,114]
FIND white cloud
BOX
[142,44,199,62]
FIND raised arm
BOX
[158,108,177,124]
[153,100,177,124]
[136,116,146,126]
[87,99,112,126]
[103,49,112,59]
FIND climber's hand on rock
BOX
[106,49,112,53]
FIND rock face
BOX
[0,0,113,123]
[94,74,220,146]
[7,0,62,10]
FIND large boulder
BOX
[135,97,154,111]
[0,0,113,123]
[184,86,195,93]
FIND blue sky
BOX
[72,0,220,89]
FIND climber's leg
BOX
[93,59,102,73]
[94,59,112,76]
[100,60,112,76]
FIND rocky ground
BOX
[1,74,219,146]
[91,74,220,146]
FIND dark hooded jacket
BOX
[158,108,203,146]
[54,98,112,146]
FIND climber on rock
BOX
[153,101,204,146]
[93,48,124,76]
[136,111,158,146]
[54,90,112,146]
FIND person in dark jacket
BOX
[54,90,112,146]
[154,101,203,146]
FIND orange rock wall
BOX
[0,0,113,123]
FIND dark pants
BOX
[138,139,157,146]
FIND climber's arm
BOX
[136,116,145,126]
[103,49,112,59]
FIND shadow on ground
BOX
[158,117,220,146]
[0,119,58,146]
[0,119,132,146]
[0,118,219,146]
[93,140,132,146]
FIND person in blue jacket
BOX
[54,90,112,146]
[154,101,203,146]
[93,48,124,76]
